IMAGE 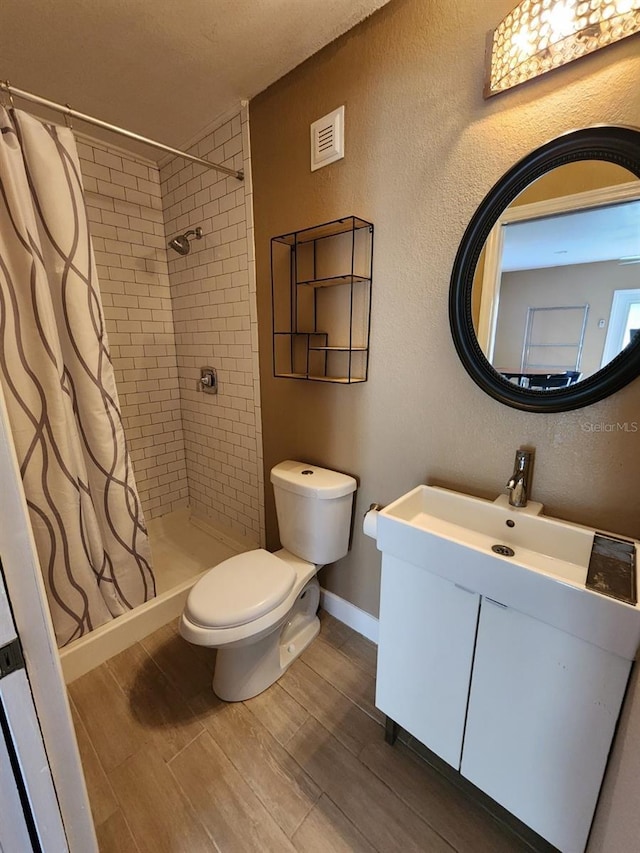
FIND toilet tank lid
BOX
[271,461,357,499]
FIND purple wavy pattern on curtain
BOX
[0,108,155,646]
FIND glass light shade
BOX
[486,0,640,97]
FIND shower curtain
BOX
[0,107,155,647]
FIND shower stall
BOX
[0,99,264,678]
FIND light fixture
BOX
[485,0,640,97]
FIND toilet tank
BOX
[271,461,357,565]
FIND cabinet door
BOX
[461,598,631,853]
[376,554,480,768]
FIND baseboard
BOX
[320,588,379,644]
[61,572,377,683]
[59,573,206,683]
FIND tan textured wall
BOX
[250,5,640,847]
[160,108,264,545]
[251,0,640,610]
[78,138,188,519]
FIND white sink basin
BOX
[375,486,640,659]
[381,486,596,585]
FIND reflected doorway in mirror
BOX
[602,289,640,368]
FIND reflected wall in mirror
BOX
[449,127,640,412]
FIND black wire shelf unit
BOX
[271,216,373,384]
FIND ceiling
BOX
[502,199,640,272]
[1,0,391,158]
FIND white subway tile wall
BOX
[160,106,264,545]
[77,138,189,520]
[76,106,264,545]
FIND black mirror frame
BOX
[449,126,640,413]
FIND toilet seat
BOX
[185,549,296,629]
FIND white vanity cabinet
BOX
[376,554,480,768]
[371,485,640,852]
[375,554,632,853]
[462,598,631,853]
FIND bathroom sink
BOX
[379,486,595,584]
[375,486,640,659]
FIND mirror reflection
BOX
[472,162,640,391]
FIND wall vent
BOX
[310,106,345,172]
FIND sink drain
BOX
[492,544,515,557]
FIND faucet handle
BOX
[514,448,533,469]
[506,448,534,508]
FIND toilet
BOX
[179,460,357,701]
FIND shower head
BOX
[168,235,190,255]
[168,227,203,255]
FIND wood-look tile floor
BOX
[69,611,530,853]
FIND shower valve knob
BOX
[199,367,217,394]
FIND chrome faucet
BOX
[506,449,534,508]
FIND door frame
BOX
[601,287,640,368]
[0,383,97,851]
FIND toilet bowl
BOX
[179,461,357,701]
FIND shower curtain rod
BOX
[0,81,244,181]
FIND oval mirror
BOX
[449,127,640,412]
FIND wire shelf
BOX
[271,216,373,384]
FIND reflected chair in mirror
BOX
[527,371,582,390]
[500,371,581,389]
